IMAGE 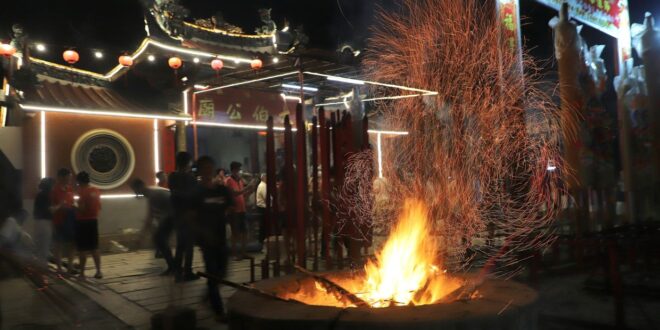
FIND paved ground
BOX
[3,247,660,330]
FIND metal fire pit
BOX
[227,272,538,330]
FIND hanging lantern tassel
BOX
[169,56,182,85]
[211,58,224,82]
[251,58,263,75]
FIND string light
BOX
[20,104,190,121]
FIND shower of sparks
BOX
[337,0,566,275]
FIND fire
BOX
[282,199,463,307]
[359,199,461,307]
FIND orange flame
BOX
[283,199,462,307]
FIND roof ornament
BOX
[151,0,189,38]
[255,8,276,35]
[193,11,243,34]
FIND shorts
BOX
[54,211,75,243]
[75,219,99,251]
[229,212,247,235]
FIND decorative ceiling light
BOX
[62,50,80,64]
[147,54,155,62]
[94,51,103,59]
[35,43,46,52]
[193,57,200,63]
[250,58,263,70]
[272,57,279,63]
[118,54,134,67]
[168,56,182,69]
[0,43,16,57]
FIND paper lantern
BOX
[118,55,133,67]
[0,43,16,57]
[62,50,79,64]
[250,58,263,70]
[211,58,224,71]
[168,56,182,70]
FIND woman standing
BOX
[33,177,54,267]
[74,172,102,279]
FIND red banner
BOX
[194,88,299,127]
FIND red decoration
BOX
[211,58,224,71]
[0,43,16,57]
[168,56,182,70]
[62,50,79,64]
[250,58,263,70]
[118,55,133,67]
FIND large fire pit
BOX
[228,272,537,330]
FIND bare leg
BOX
[92,250,102,278]
[78,252,87,278]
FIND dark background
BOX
[1,0,658,74]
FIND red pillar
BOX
[311,116,320,270]
[283,115,296,266]
[319,108,332,262]
[265,116,279,261]
[295,104,308,268]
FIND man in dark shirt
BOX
[193,156,233,322]
[168,152,199,282]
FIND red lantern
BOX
[62,50,79,64]
[118,55,133,67]
[250,58,263,70]
[211,58,224,71]
[0,43,16,57]
[168,56,182,70]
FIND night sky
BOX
[0,0,658,74]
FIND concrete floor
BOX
[2,248,660,330]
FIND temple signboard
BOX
[194,88,298,127]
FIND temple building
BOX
[0,1,427,236]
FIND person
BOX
[33,177,54,267]
[131,175,175,275]
[192,156,234,322]
[255,174,267,244]
[215,168,227,186]
[50,168,76,274]
[74,171,102,279]
[225,161,256,260]
[169,152,199,282]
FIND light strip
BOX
[73,194,143,200]
[20,104,189,121]
[304,72,438,94]
[1,81,8,127]
[281,83,318,92]
[280,93,302,103]
[194,120,298,132]
[182,89,189,115]
[377,133,383,178]
[367,129,409,135]
[153,119,160,176]
[325,75,365,85]
[183,21,273,39]
[316,94,429,107]
[196,71,299,94]
[40,111,46,178]
[21,38,254,81]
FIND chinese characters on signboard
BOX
[195,88,299,126]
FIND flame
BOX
[282,199,463,307]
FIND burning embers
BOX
[282,199,464,308]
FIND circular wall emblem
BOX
[71,129,135,190]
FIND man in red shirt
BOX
[50,168,76,273]
[75,171,102,279]
[225,161,257,260]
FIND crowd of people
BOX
[132,151,263,321]
[30,168,103,279]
